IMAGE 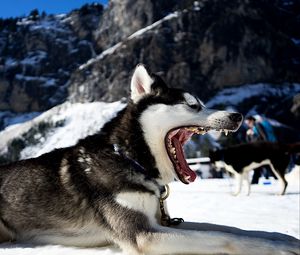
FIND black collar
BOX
[113,144,146,174]
[113,144,166,196]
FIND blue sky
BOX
[0,0,108,19]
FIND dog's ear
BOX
[130,64,154,103]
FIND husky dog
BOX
[0,65,299,254]
[210,142,300,196]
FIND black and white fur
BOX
[210,142,300,196]
[0,65,299,254]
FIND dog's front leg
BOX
[233,173,243,196]
[106,191,298,255]
[135,227,299,255]
[243,172,251,196]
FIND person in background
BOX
[244,115,277,184]
[245,115,277,142]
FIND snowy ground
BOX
[0,176,299,255]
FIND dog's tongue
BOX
[172,137,197,183]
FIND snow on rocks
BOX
[206,83,300,108]
[0,101,125,160]
[79,11,179,70]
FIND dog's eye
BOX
[188,103,201,111]
[183,93,202,111]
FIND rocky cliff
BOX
[0,4,103,129]
[69,0,300,103]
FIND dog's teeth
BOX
[184,176,191,182]
[185,126,210,135]
[224,130,229,136]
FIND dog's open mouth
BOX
[165,126,232,184]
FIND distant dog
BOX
[0,65,298,254]
[210,142,300,196]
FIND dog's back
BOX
[214,142,290,170]
[210,142,298,195]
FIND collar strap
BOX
[113,144,146,173]
[159,184,184,226]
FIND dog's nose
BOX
[229,113,243,122]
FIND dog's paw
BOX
[232,237,300,255]
[263,242,299,255]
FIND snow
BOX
[16,18,35,26]
[169,176,300,238]
[127,12,179,40]
[21,101,125,158]
[16,16,72,38]
[193,1,201,11]
[79,42,122,70]
[15,74,56,84]
[4,58,18,69]
[20,51,47,66]
[291,38,300,45]
[0,177,298,254]
[0,101,125,159]
[206,83,300,108]
[0,244,122,255]
[55,14,67,19]
[29,19,69,34]
[0,111,41,131]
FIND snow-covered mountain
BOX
[1,82,300,165]
[0,101,124,164]
[206,83,300,129]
